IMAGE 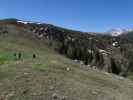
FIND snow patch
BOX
[17,20,29,24]
[112,42,118,46]
[17,20,43,25]
[88,49,93,53]
[99,49,106,53]
[99,49,108,55]
[73,59,84,65]
[36,22,42,25]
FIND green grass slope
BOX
[0,27,133,100]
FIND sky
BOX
[0,0,133,32]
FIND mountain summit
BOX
[106,28,133,36]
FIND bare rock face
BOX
[99,51,112,73]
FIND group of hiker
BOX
[14,52,36,60]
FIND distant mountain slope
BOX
[0,18,133,78]
[0,19,133,100]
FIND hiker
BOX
[18,52,22,59]
[13,53,17,60]
[33,54,36,59]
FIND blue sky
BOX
[0,0,133,32]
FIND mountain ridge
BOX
[0,18,133,99]
[0,18,131,76]
[1,18,133,76]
